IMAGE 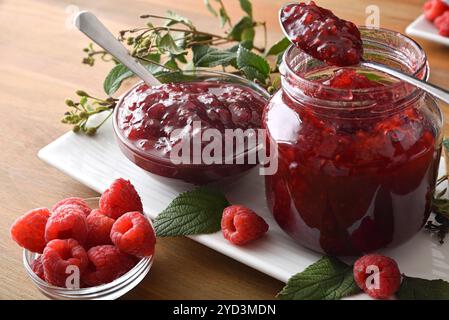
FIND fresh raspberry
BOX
[31,256,45,280]
[85,209,115,248]
[221,205,269,246]
[110,212,156,257]
[83,245,137,287]
[435,11,449,36]
[52,197,92,217]
[41,239,88,287]
[45,207,88,245]
[99,178,143,219]
[10,208,51,253]
[353,254,402,299]
[423,0,449,22]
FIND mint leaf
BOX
[239,0,253,17]
[103,64,133,96]
[192,45,236,68]
[397,276,449,300]
[237,45,270,84]
[229,16,254,41]
[277,256,361,300]
[154,188,230,237]
[266,37,290,56]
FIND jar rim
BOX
[281,27,428,96]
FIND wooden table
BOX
[0,0,448,300]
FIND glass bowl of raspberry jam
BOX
[23,198,154,300]
[264,28,443,256]
[113,70,270,185]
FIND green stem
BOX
[134,55,177,71]
[94,110,114,129]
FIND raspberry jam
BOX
[114,73,268,184]
[281,1,363,66]
[264,30,442,256]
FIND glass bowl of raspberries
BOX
[11,178,156,300]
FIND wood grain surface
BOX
[0,0,448,300]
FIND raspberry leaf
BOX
[104,58,162,96]
[277,256,361,300]
[154,188,229,237]
[192,45,236,68]
[103,64,133,96]
[164,10,195,30]
[159,34,185,55]
[397,276,449,300]
[266,37,290,56]
[239,0,253,18]
[229,17,254,41]
[237,45,270,84]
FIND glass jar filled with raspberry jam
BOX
[264,28,443,256]
[113,70,269,184]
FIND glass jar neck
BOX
[280,27,429,119]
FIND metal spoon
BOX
[74,11,161,87]
[279,4,449,104]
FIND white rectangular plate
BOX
[406,14,449,46]
[39,119,449,299]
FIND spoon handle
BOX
[74,11,161,87]
[363,61,449,104]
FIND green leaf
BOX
[164,58,180,71]
[103,56,163,96]
[204,0,218,16]
[239,0,253,17]
[266,37,291,56]
[397,276,449,300]
[229,16,254,41]
[154,188,230,237]
[171,52,188,64]
[156,71,197,84]
[103,64,134,96]
[237,45,270,83]
[219,7,230,27]
[277,256,361,300]
[228,40,253,53]
[142,53,161,64]
[237,46,270,75]
[165,10,194,29]
[276,52,284,67]
[192,45,236,68]
[241,27,255,43]
[159,34,185,55]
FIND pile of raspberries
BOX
[10,178,156,288]
[423,0,449,36]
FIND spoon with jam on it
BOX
[279,1,449,104]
